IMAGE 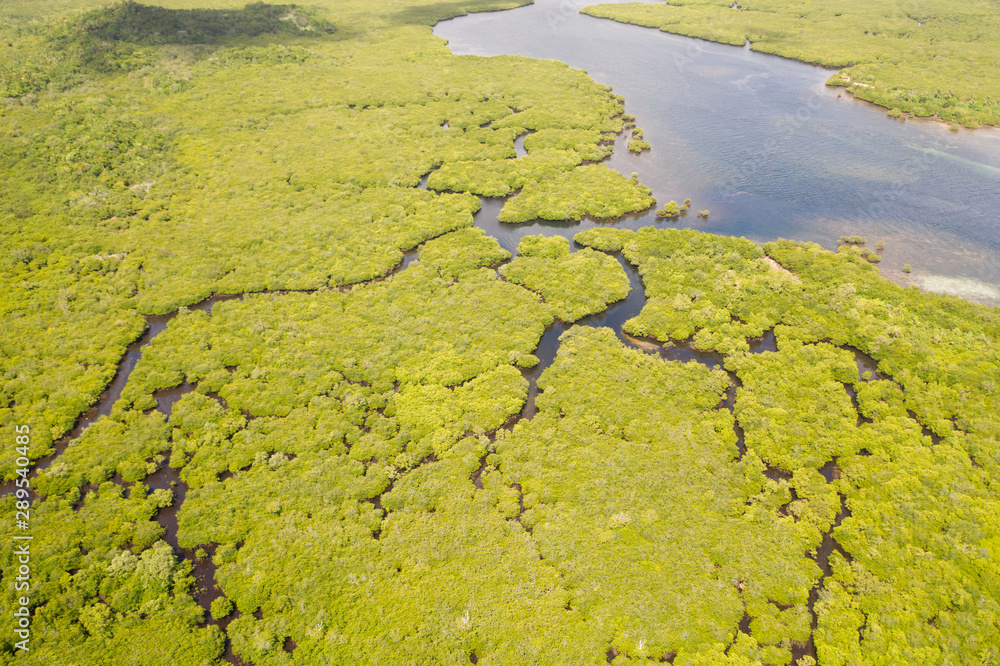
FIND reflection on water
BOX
[436,0,1000,304]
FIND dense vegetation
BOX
[0,482,225,664]
[499,326,819,663]
[418,227,511,279]
[0,0,635,474]
[574,226,1000,663]
[1,0,998,663]
[497,164,654,223]
[500,236,630,322]
[583,0,1000,127]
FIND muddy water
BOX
[145,463,236,662]
[747,329,777,354]
[576,254,646,337]
[0,312,174,501]
[437,0,1000,305]
[27,293,243,474]
[513,130,533,157]
[154,381,197,416]
[3,294,244,656]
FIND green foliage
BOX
[522,128,611,161]
[498,164,654,223]
[142,273,603,664]
[33,411,171,497]
[585,0,1000,126]
[0,0,630,475]
[498,327,819,660]
[428,148,582,197]
[500,236,630,322]
[627,138,651,153]
[729,341,859,469]
[0,485,222,663]
[572,227,633,253]
[576,227,782,353]
[516,234,571,259]
[188,437,606,664]
[572,228,1000,661]
[657,200,680,218]
[2,244,562,663]
[839,235,867,245]
[51,265,552,495]
[817,425,1000,664]
[210,597,234,621]
[4,0,1000,662]
[392,365,528,452]
[418,227,510,278]
[577,226,1000,448]
[212,43,313,66]
[856,246,881,263]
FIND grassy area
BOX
[583,0,1000,127]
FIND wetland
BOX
[1,1,998,664]
[438,0,1000,304]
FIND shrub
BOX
[657,201,680,218]
[628,139,651,153]
[211,597,234,620]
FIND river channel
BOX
[436,0,1000,304]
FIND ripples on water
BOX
[436,0,1000,304]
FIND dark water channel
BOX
[437,0,1000,305]
[474,192,725,419]
[20,314,174,480]
[3,293,245,660]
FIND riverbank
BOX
[582,0,1000,128]
[436,2,1000,305]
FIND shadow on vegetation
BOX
[77,1,334,45]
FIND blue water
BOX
[436,0,1000,303]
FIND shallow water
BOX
[436,0,1000,304]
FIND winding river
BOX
[436,0,1000,304]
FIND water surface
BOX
[436,0,1000,303]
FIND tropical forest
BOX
[0,0,998,664]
